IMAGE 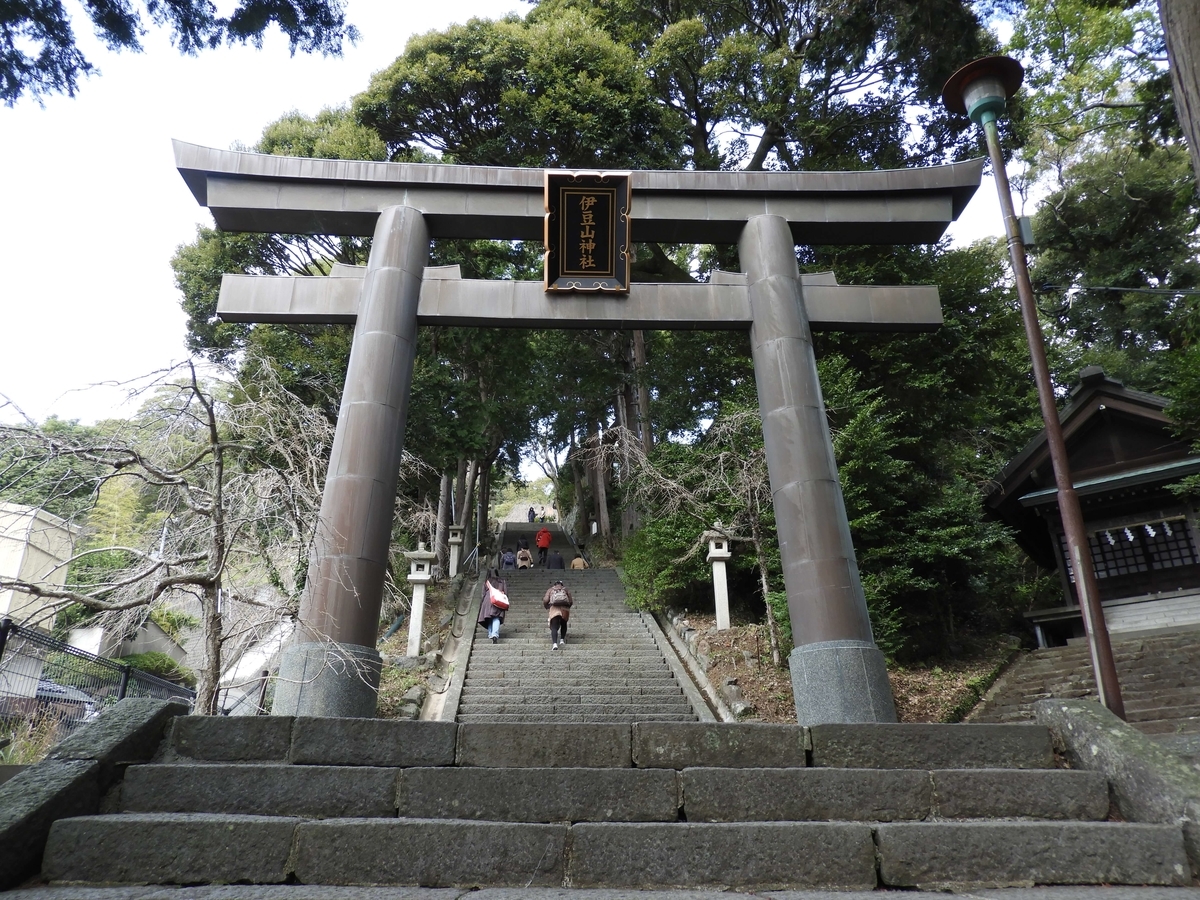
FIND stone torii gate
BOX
[174,141,982,725]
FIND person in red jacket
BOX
[535,526,552,567]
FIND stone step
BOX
[41,814,1187,889]
[464,664,674,676]
[467,650,667,659]
[456,704,694,717]
[458,696,686,710]
[462,681,685,694]
[119,764,1109,823]
[457,713,699,723]
[810,724,1055,769]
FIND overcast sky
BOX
[0,0,1005,426]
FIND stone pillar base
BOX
[789,640,897,725]
[271,641,382,718]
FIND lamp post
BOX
[943,57,1125,719]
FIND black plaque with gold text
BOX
[544,171,631,293]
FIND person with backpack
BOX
[478,568,510,644]
[535,526,552,566]
[542,578,573,650]
[500,547,517,570]
[516,546,534,569]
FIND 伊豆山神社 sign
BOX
[544,171,631,292]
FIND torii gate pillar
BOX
[741,216,896,724]
[272,206,429,718]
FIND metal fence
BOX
[0,617,195,742]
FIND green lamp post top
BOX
[942,55,1024,125]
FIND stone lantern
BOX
[705,529,733,631]
[447,525,465,578]
[404,542,438,657]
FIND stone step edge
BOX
[41,815,1188,890]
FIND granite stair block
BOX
[632,722,807,768]
[291,818,567,887]
[929,768,1110,819]
[682,767,931,821]
[42,813,298,885]
[875,821,1190,888]
[290,718,457,766]
[456,723,631,767]
[396,766,679,821]
[567,821,878,889]
[811,723,1054,769]
[167,715,293,762]
[122,763,399,818]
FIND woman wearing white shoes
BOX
[477,568,510,643]
[542,579,573,649]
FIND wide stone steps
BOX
[969,628,1200,735]
[457,558,699,723]
[35,717,1191,890]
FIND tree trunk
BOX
[457,460,478,530]
[197,583,224,714]
[633,330,653,453]
[749,523,783,668]
[1162,0,1200,186]
[453,457,468,523]
[593,421,611,540]
[434,472,451,573]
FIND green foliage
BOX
[354,12,679,168]
[2,0,357,105]
[764,591,792,650]
[118,652,198,688]
[0,417,109,520]
[620,514,713,610]
[149,608,199,644]
[1010,0,1171,164]
[256,107,387,161]
[1031,141,1200,391]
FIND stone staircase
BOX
[457,563,700,723]
[30,716,1190,890]
[969,627,1200,735]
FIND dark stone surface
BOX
[568,821,877,889]
[632,723,806,769]
[10,888,1200,900]
[292,818,566,886]
[290,718,457,767]
[48,699,188,785]
[272,643,383,719]
[169,715,293,762]
[681,767,930,821]
[41,813,298,885]
[0,759,99,890]
[876,821,1189,888]
[456,723,631,768]
[397,767,678,822]
[1035,698,1200,874]
[932,768,1109,820]
[122,764,399,818]
[810,723,1054,769]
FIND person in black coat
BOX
[547,549,565,569]
[477,568,509,643]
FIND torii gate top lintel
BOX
[173,140,983,244]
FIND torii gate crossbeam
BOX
[176,143,982,725]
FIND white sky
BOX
[0,1,1006,426]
